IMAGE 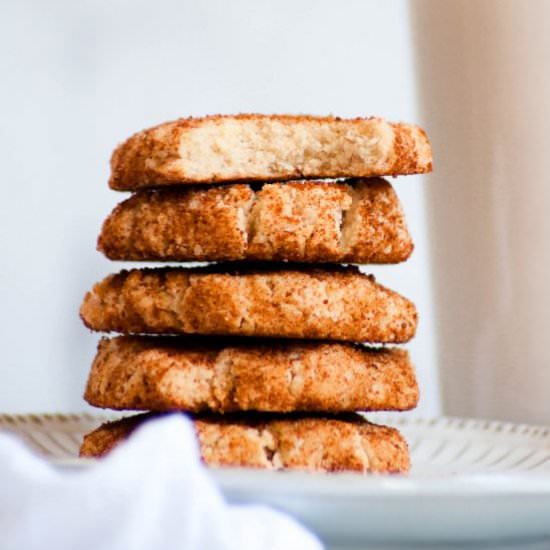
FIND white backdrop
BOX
[0,0,439,414]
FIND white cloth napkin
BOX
[0,415,322,550]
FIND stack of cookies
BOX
[79,114,432,474]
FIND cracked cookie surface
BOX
[84,336,419,413]
[80,265,417,343]
[98,178,413,264]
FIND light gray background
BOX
[0,0,439,414]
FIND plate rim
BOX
[3,411,550,495]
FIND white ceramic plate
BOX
[2,412,550,548]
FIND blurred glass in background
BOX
[413,0,550,424]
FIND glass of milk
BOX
[411,0,550,423]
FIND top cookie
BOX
[109,114,432,190]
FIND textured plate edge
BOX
[2,412,549,440]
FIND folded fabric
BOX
[0,415,322,550]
